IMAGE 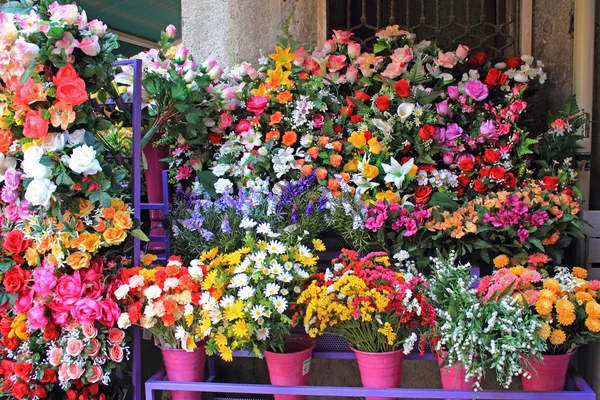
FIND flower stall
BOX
[0,1,598,400]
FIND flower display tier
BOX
[143,334,595,400]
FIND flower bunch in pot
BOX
[114,255,210,400]
[297,249,436,400]
[426,252,546,395]
[480,257,600,391]
[199,227,324,400]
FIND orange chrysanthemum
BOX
[537,323,551,340]
[586,301,600,319]
[573,267,588,279]
[535,298,553,316]
[543,279,561,294]
[493,255,510,268]
[586,318,600,333]
[549,329,566,345]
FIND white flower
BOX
[114,284,130,300]
[393,250,410,262]
[256,327,270,340]
[65,129,86,145]
[219,295,235,308]
[39,132,66,153]
[233,258,251,274]
[117,313,131,329]
[140,315,157,329]
[277,272,293,283]
[214,178,233,194]
[69,145,102,175]
[238,286,255,300]
[272,296,288,313]
[351,174,380,194]
[297,245,312,258]
[264,282,280,297]
[188,264,205,281]
[129,275,145,288]
[250,304,266,321]
[382,157,415,189]
[24,178,56,207]
[403,332,417,355]
[372,118,393,135]
[250,251,266,264]
[256,222,272,235]
[144,285,162,300]
[163,277,180,291]
[266,240,286,255]
[513,71,529,83]
[21,146,50,179]
[397,102,415,121]
[211,163,232,177]
[184,304,194,316]
[0,153,16,182]
[240,217,257,229]
[230,273,249,288]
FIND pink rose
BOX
[87,19,106,36]
[381,62,404,79]
[48,2,78,25]
[4,203,20,222]
[79,35,100,56]
[48,347,63,367]
[456,44,469,59]
[71,298,102,326]
[589,280,600,291]
[13,289,33,314]
[345,66,359,83]
[98,298,120,327]
[4,168,20,190]
[326,54,347,72]
[312,114,325,129]
[87,365,103,383]
[56,272,85,306]
[32,265,57,296]
[447,86,459,99]
[246,96,268,115]
[391,45,412,64]
[109,345,124,363]
[165,24,177,38]
[464,80,489,101]
[18,200,31,219]
[233,119,251,134]
[58,364,68,382]
[108,328,125,345]
[67,363,84,380]
[66,338,84,357]
[1,187,17,204]
[81,324,97,340]
[347,42,361,59]
[54,32,79,56]
[27,305,49,330]
[435,51,457,68]
[435,99,451,117]
[175,46,189,65]
[88,338,101,357]
[207,65,223,80]
[218,113,232,130]
[23,109,49,139]
[10,38,39,64]
[322,39,335,54]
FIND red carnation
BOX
[473,178,489,193]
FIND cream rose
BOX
[68,144,102,175]
[24,178,56,207]
[39,132,66,153]
[66,129,86,145]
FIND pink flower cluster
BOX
[477,267,542,304]
[365,200,431,237]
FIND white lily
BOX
[397,102,415,121]
[382,157,415,189]
[372,118,392,135]
[351,174,380,194]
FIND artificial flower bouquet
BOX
[297,249,435,354]
[200,231,323,360]
[427,253,546,390]
[115,255,209,351]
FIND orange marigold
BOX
[539,289,557,302]
[493,255,510,268]
[586,301,600,319]
[509,266,526,276]
[543,279,561,294]
[575,291,593,304]
[535,298,553,316]
[549,329,566,345]
[537,323,551,340]
[586,318,600,333]
[573,267,588,279]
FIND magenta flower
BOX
[464,80,489,101]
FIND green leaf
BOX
[528,237,545,252]
[0,1,31,14]
[89,191,111,207]
[197,171,218,197]
[131,229,150,242]
[84,131,96,146]
[427,192,459,212]
[39,155,55,167]
[0,261,14,272]
[405,59,426,84]
[373,43,387,54]
[46,27,65,39]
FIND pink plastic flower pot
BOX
[437,351,476,400]
[160,345,206,400]
[143,139,169,251]
[264,334,317,400]
[522,350,576,391]
[351,346,404,400]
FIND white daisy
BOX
[230,273,249,288]
[238,286,255,300]
[256,327,270,340]
[250,251,267,264]
[277,272,293,283]
[250,304,266,321]
[219,295,235,308]
[240,217,257,229]
[267,240,286,255]
[264,282,280,297]
[234,258,251,274]
[272,296,288,313]
[297,245,312,258]
[256,222,271,235]
[281,288,289,296]
[270,263,283,276]
[284,261,293,271]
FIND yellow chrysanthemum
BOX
[555,298,575,316]
[223,300,245,321]
[537,323,551,340]
[509,266,526,276]
[312,239,326,252]
[219,345,233,362]
[573,267,588,279]
[493,255,510,268]
[586,301,600,319]
[535,298,553,316]
[232,320,250,339]
[543,279,561,294]
[586,318,600,333]
[549,329,566,345]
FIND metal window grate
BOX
[327,0,519,57]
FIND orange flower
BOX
[339,172,350,183]
[296,159,306,167]
[93,219,106,233]
[537,323,551,340]
[103,227,127,245]
[276,90,293,103]
[549,329,566,345]
[103,207,115,220]
[330,154,343,167]
[493,255,510,268]
[362,164,379,180]
[113,211,133,230]
[25,247,39,266]
[376,190,398,204]
[332,141,343,152]
[344,158,358,172]
[586,301,600,319]
[318,136,330,147]
[543,279,561,294]
[576,291,593,304]
[282,130,297,147]
[586,318,600,332]
[265,130,280,142]
[327,178,340,191]
[535,298,553,316]
[573,267,588,279]
[0,130,12,154]
[269,112,283,126]
[49,101,76,130]
[542,232,560,245]
[315,168,328,180]
[348,131,366,149]
[66,251,92,270]
[76,199,95,217]
[301,165,313,176]
[307,146,319,159]
[367,138,382,154]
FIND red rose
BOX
[483,149,500,163]
[2,230,29,254]
[490,166,506,181]
[43,324,60,341]
[14,362,33,380]
[375,95,390,111]
[33,385,48,399]
[3,266,30,294]
[333,124,343,133]
[418,124,435,141]
[419,164,435,173]
[246,96,268,115]
[454,186,465,197]
[393,79,411,97]
[350,114,363,123]
[505,172,518,190]
[541,175,559,191]
[469,52,488,67]
[40,368,57,384]
[4,335,18,351]
[457,174,471,187]
[53,64,79,87]
[473,178,488,193]
[208,131,222,145]
[353,90,370,102]
[66,389,78,400]
[484,68,508,87]
[233,119,250,133]
[479,167,491,177]
[506,56,524,69]
[12,382,29,400]
[457,157,475,172]
[414,185,433,204]
[400,143,412,154]
[363,130,373,141]
[340,106,353,117]
[562,187,575,197]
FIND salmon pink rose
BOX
[55,75,88,106]
[326,54,346,72]
[66,338,84,357]
[14,78,46,105]
[109,345,124,363]
[87,365,103,383]
[88,338,101,357]
[108,327,125,345]
[48,347,63,367]
[66,363,85,380]
[246,96,268,115]
[81,324,97,339]
[0,130,13,154]
[53,64,78,87]
[23,109,49,139]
